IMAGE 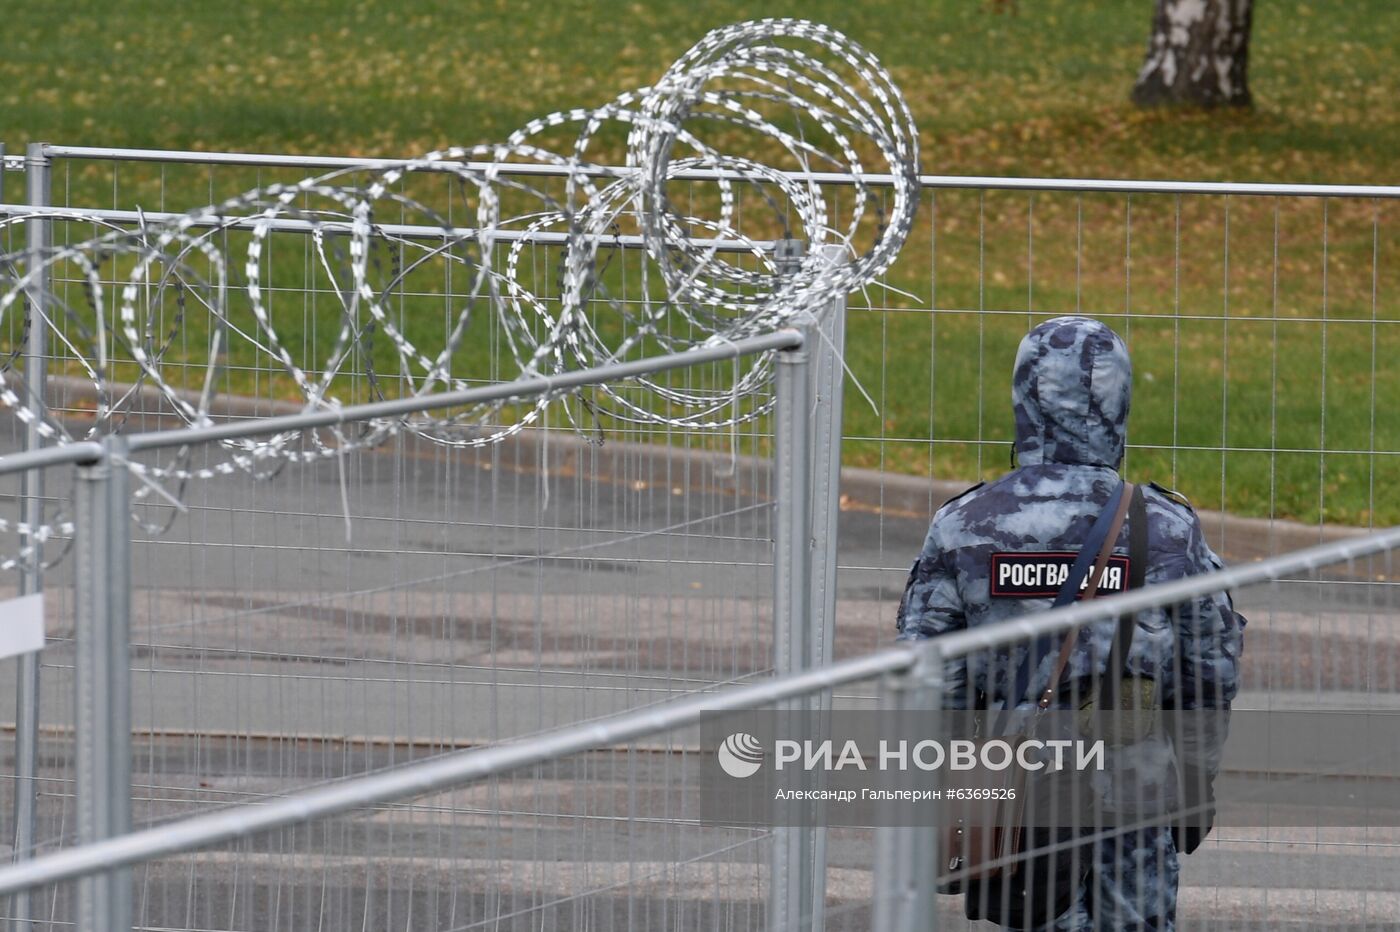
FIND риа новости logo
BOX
[718,733,765,778]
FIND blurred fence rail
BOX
[1,145,1400,931]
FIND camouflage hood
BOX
[1011,316,1131,468]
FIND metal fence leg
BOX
[770,325,813,932]
[805,244,849,932]
[74,437,132,932]
[11,141,50,932]
[807,245,850,676]
[871,652,941,932]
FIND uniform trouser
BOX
[1037,827,1180,932]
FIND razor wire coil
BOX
[0,18,919,550]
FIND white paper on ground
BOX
[0,592,45,659]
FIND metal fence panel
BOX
[4,145,1400,931]
[0,374,793,930]
[2,527,1396,931]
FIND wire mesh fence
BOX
[17,149,1400,540]
[3,145,1400,931]
[0,320,802,930]
[1,526,1396,931]
[830,182,1400,664]
[0,145,792,823]
[116,417,778,787]
[0,137,849,932]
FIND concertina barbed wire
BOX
[0,18,919,564]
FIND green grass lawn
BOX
[4,0,1399,525]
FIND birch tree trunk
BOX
[1132,0,1254,108]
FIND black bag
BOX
[964,825,1095,928]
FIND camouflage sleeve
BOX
[894,522,970,710]
[1164,518,1246,780]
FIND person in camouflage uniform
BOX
[896,316,1245,931]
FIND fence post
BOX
[804,243,849,931]
[73,436,132,932]
[10,141,50,931]
[806,243,849,676]
[769,305,813,932]
[871,649,941,932]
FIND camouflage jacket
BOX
[896,316,1245,800]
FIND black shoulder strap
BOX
[1009,480,1129,711]
[1100,483,1148,707]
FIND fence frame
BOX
[15,143,1400,197]
[72,436,132,932]
[770,305,813,932]
[9,140,50,932]
[0,325,807,932]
